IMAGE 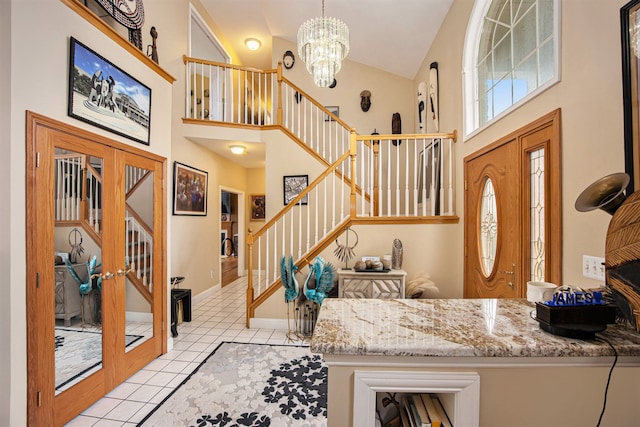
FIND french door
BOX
[26,112,167,426]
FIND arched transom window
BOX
[463,0,560,138]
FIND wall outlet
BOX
[210,269,215,279]
[582,255,605,281]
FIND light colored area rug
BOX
[138,341,328,427]
[55,327,143,390]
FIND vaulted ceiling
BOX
[199,0,454,80]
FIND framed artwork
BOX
[250,194,266,220]
[283,175,309,205]
[68,37,152,146]
[324,106,339,122]
[173,162,208,216]
[622,0,640,193]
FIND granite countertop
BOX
[309,298,640,358]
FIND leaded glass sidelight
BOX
[480,178,498,276]
[530,148,545,281]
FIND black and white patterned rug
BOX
[55,327,143,390]
[137,342,328,427]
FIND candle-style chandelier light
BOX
[297,0,349,87]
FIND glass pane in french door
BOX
[53,148,104,394]
[123,162,155,352]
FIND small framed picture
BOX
[283,175,309,205]
[324,106,339,121]
[250,194,266,220]
[173,162,208,215]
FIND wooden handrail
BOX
[250,150,351,242]
[183,55,277,74]
[355,129,458,142]
[280,76,353,131]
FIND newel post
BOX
[276,62,283,126]
[246,228,254,328]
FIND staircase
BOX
[183,58,459,326]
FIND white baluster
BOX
[386,142,391,216]
[448,138,454,215]
[185,61,191,118]
[431,140,436,216]
[440,139,445,216]
[405,140,410,215]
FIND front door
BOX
[464,110,562,298]
[464,138,521,298]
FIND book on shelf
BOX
[422,393,453,427]
[420,394,442,427]
[398,397,413,427]
[402,394,430,427]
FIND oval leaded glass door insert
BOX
[480,177,497,276]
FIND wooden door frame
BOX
[464,109,562,297]
[25,111,168,426]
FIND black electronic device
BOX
[535,301,617,339]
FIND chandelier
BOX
[297,0,349,87]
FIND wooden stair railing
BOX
[246,149,355,326]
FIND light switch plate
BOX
[582,255,605,281]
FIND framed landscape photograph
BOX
[68,37,152,145]
[173,162,208,216]
[250,194,266,220]
[283,175,309,205]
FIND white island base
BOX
[311,298,640,427]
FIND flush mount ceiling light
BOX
[230,145,247,155]
[244,38,262,51]
[297,0,349,88]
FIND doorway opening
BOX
[221,188,244,286]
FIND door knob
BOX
[499,263,516,289]
[91,271,115,280]
[117,268,133,277]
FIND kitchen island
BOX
[310,298,640,426]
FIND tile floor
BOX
[65,276,307,426]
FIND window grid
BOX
[475,0,555,130]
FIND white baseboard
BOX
[249,317,290,330]
[192,284,220,305]
[126,311,153,322]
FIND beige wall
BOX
[1,0,11,422]
[414,0,627,290]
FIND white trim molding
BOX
[353,370,480,427]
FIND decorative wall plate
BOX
[283,50,295,69]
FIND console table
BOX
[337,269,406,299]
